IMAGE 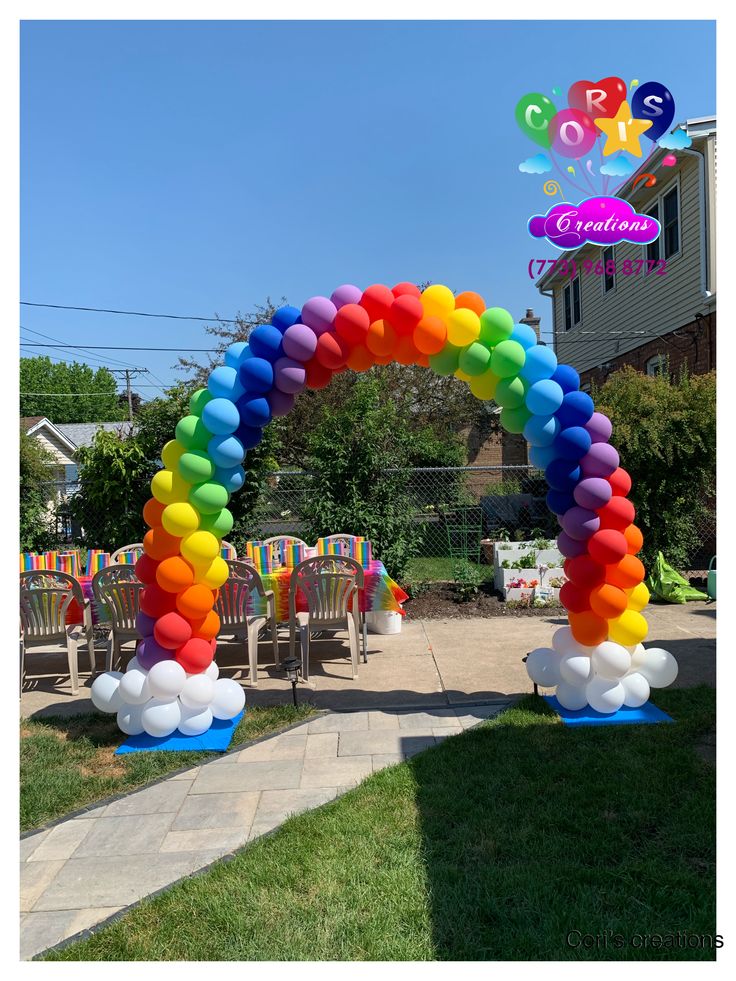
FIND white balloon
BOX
[559,652,594,686]
[117,702,146,735]
[90,671,124,714]
[555,680,589,711]
[586,677,625,714]
[638,648,678,688]
[141,698,182,738]
[147,659,186,700]
[621,672,650,708]
[204,661,219,682]
[552,626,593,658]
[627,643,647,671]
[178,703,213,736]
[119,667,151,705]
[526,647,562,688]
[126,655,141,673]
[180,673,215,709]
[210,678,245,720]
[591,641,631,680]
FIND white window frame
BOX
[646,354,668,377]
[601,245,616,295]
[641,173,682,265]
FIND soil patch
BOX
[403,582,564,620]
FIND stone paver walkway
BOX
[20,702,507,960]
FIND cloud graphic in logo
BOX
[528,196,662,251]
[600,157,634,178]
[657,128,692,150]
[518,153,552,174]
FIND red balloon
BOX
[315,332,350,370]
[609,467,632,497]
[154,611,193,650]
[360,284,394,322]
[564,554,606,588]
[135,553,159,585]
[589,582,628,619]
[606,554,645,589]
[624,524,644,555]
[568,610,608,646]
[388,294,424,336]
[588,529,627,565]
[140,583,177,618]
[334,303,370,345]
[303,356,333,390]
[597,496,635,531]
[391,282,421,299]
[394,334,420,365]
[560,580,592,614]
[175,637,214,673]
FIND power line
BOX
[20,301,239,324]
[20,342,217,351]
[21,391,146,398]
[20,325,144,370]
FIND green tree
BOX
[20,357,125,423]
[19,432,59,550]
[593,365,716,570]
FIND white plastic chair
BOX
[92,566,143,671]
[110,543,144,565]
[20,571,95,694]
[215,560,279,687]
[320,534,360,552]
[262,535,308,568]
[221,539,238,559]
[316,536,368,661]
[288,556,364,684]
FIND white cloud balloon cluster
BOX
[90,659,245,738]
[526,627,678,714]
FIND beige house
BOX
[535,116,716,387]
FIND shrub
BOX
[20,432,59,551]
[452,560,482,601]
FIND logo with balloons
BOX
[516,77,691,250]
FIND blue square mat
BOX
[543,696,673,727]
[115,711,245,754]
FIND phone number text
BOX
[528,258,667,280]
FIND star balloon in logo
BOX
[594,100,652,157]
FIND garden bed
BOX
[404,582,563,620]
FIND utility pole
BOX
[109,368,146,423]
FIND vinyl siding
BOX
[32,430,76,467]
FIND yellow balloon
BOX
[181,529,220,565]
[469,369,498,401]
[446,308,481,346]
[626,582,650,613]
[420,284,455,319]
[194,555,229,589]
[151,468,191,505]
[608,610,648,647]
[161,439,186,471]
[454,368,472,382]
[162,502,200,538]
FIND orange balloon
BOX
[606,554,646,589]
[455,291,486,316]
[315,331,350,370]
[345,344,375,372]
[623,524,644,555]
[366,319,397,357]
[569,610,609,646]
[373,352,393,365]
[413,315,447,355]
[589,582,628,619]
[156,555,195,593]
[394,334,419,365]
[191,608,220,640]
[143,526,181,561]
[176,583,217,619]
[143,497,165,529]
[414,350,430,368]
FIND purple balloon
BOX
[137,636,174,671]
[573,477,613,511]
[557,530,589,558]
[273,356,306,395]
[301,296,337,336]
[282,323,318,362]
[268,388,296,417]
[330,284,363,310]
[580,442,620,478]
[135,611,156,637]
[561,506,601,541]
[585,411,613,444]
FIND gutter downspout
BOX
[679,144,712,300]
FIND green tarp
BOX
[645,551,709,604]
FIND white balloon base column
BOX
[526,627,679,714]
[91,659,245,740]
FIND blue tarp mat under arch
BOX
[115,711,245,754]
[543,696,673,727]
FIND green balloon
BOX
[189,481,230,515]
[491,340,526,378]
[200,507,234,537]
[479,307,514,346]
[189,388,212,417]
[515,92,555,149]
[428,344,461,377]
[178,450,215,484]
[458,341,491,377]
[500,404,531,434]
[495,376,526,409]
[176,415,212,452]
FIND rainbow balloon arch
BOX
[91,281,678,739]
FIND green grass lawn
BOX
[46,687,715,962]
[21,704,315,833]
[406,556,495,583]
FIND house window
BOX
[563,277,582,331]
[646,204,660,263]
[603,246,615,293]
[646,354,668,377]
[563,284,572,331]
[580,382,592,394]
[662,185,680,258]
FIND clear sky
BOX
[20,19,716,400]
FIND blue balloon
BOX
[546,489,575,516]
[523,413,559,447]
[239,357,274,394]
[208,365,244,402]
[551,364,580,394]
[552,426,592,461]
[208,434,245,469]
[224,342,250,370]
[249,325,284,362]
[202,397,240,436]
[556,391,595,429]
[214,464,246,493]
[239,395,272,429]
[529,444,558,470]
[272,305,301,334]
[519,344,557,384]
[526,378,564,416]
[631,81,675,142]
[235,424,263,450]
[510,323,538,350]
[545,458,582,492]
